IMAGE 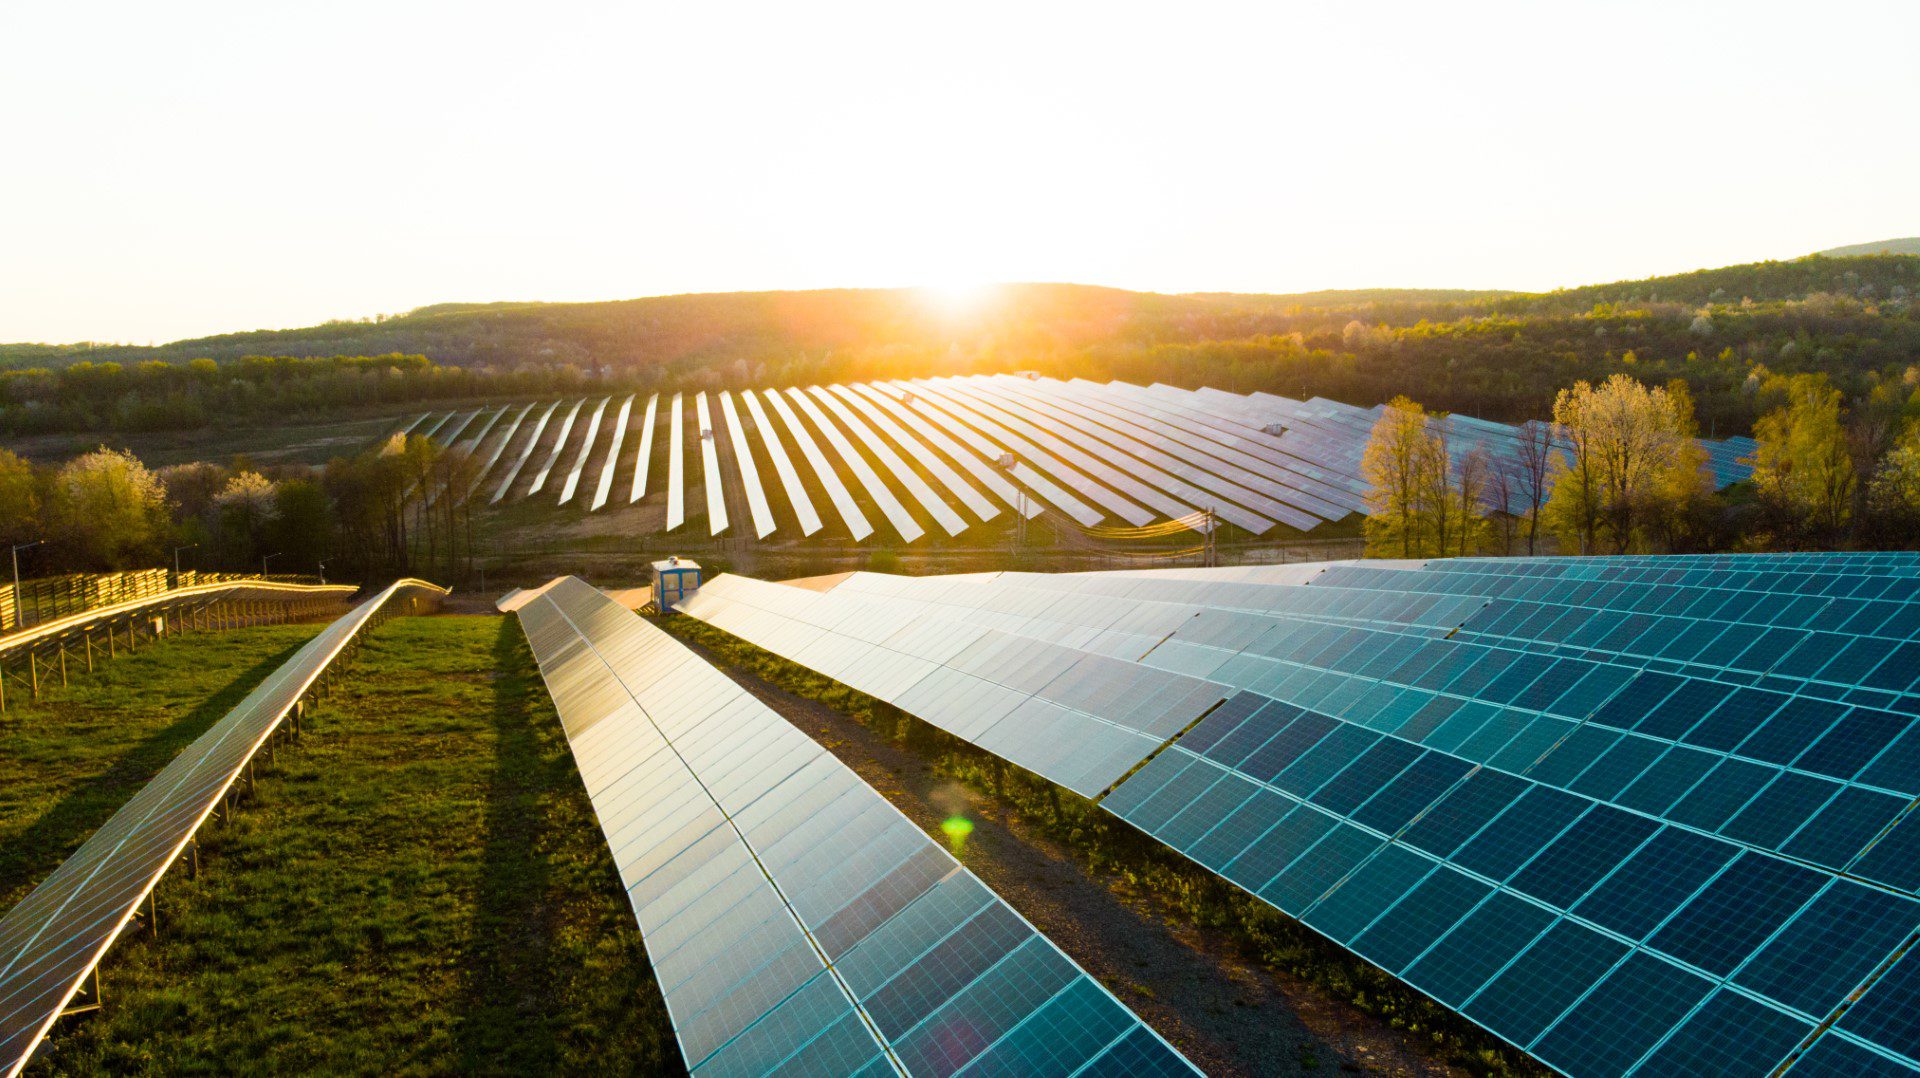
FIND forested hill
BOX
[1820,238,1920,258]
[3,255,1916,439]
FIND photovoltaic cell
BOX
[513,577,1195,1077]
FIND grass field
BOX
[0,623,324,912]
[21,615,679,1075]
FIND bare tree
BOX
[1514,419,1556,555]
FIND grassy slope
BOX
[28,615,679,1075]
[0,624,323,910]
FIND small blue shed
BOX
[652,557,702,610]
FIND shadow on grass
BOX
[0,640,308,902]
[451,616,586,1071]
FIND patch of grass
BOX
[0,623,324,910]
[660,613,1546,1078]
[33,615,679,1075]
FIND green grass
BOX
[660,613,1547,1078]
[29,615,679,1075]
[0,624,325,910]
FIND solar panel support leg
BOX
[29,649,38,699]
[58,647,65,687]
[85,632,93,671]
[60,968,102,1018]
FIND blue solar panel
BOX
[680,554,1920,1077]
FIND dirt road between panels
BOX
[674,634,1462,1078]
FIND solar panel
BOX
[629,393,659,504]
[880,380,1149,527]
[805,386,969,537]
[491,400,559,504]
[589,395,634,512]
[416,410,457,442]
[527,398,585,496]
[514,577,1197,1077]
[694,392,728,537]
[0,579,446,1078]
[666,393,686,532]
[738,389,822,537]
[715,391,776,539]
[761,386,873,541]
[1011,376,1347,523]
[450,407,492,447]
[389,411,432,440]
[557,397,610,506]
[678,575,1222,797]
[956,377,1290,532]
[680,556,1920,1078]
[827,384,1001,523]
[454,404,509,457]
[852,383,1096,527]
[467,402,532,496]
[783,388,924,543]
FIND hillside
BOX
[3,255,1917,440]
[1821,237,1920,257]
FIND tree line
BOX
[0,432,485,586]
[1361,370,1920,557]
[5,256,1916,447]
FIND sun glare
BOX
[918,279,999,319]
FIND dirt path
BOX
[677,634,1460,1078]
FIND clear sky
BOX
[3,0,1915,344]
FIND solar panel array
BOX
[680,553,1920,1078]
[410,375,1755,544]
[0,579,447,1078]
[513,577,1196,1077]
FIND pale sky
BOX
[2,0,1915,344]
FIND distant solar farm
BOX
[382,377,1758,543]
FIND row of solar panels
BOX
[1178,386,1758,498]
[677,552,1920,1078]
[382,376,1756,543]
[0,579,447,1078]
[512,578,1197,1076]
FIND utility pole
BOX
[173,543,198,586]
[262,552,283,576]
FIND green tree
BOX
[53,447,168,568]
[1545,374,1700,553]
[0,449,42,548]
[1749,373,1856,544]
[1362,397,1445,557]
